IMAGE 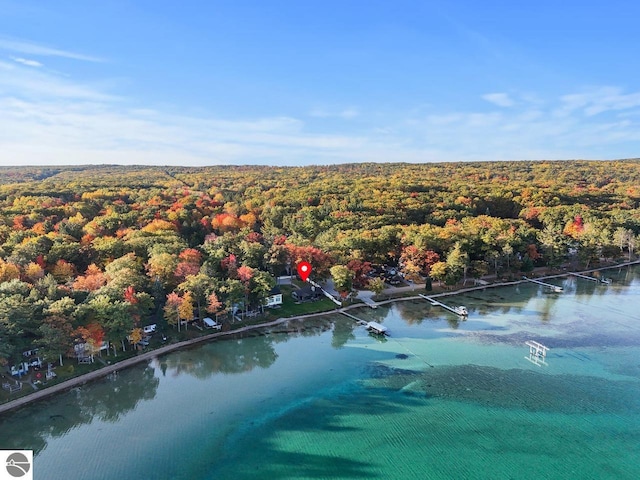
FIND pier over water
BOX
[419,294,468,317]
[523,276,563,293]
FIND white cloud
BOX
[482,92,515,107]
[556,87,640,117]
[409,88,640,161]
[0,60,116,101]
[10,56,42,67]
[309,107,359,119]
[1,56,639,165]
[0,37,102,62]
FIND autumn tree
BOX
[346,259,372,288]
[178,273,215,320]
[178,291,195,328]
[175,248,203,282]
[38,314,74,365]
[24,262,45,283]
[51,259,76,283]
[0,261,21,283]
[206,292,223,318]
[367,277,385,297]
[146,252,178,289]
[446,243,469,285]
[164,292,182,331]
[72,264,107,292]
[430,261,448,287]
[129,327,143,347]
[330,265,353,299]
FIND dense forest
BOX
[1,160,639,368]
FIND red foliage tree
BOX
[124,286,138,304]
[346,259,373,288]
[285,244,332,278]
[72,264,107,292]
[175,262,200,281]
[237,265,255,285]
[178,248,202,265]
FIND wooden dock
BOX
[570,272,612,284]
[418,295,468,317]
[360,296,378,309]
[523,276,563,293]
[570,272,599,283]
[339,311,367,325]
[339,311,388,335]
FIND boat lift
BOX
[525,340,549,366]
[339,311,388,336]
[365,321,388,335]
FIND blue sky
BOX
[1,0,640,166]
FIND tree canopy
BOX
[1,160,639,365]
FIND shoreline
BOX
[1,259,638,416]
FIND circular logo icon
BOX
[5,452,30,478]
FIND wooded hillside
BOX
[1,160,639,366]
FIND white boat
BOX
[454,306,468,316]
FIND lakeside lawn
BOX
[219,285,338,332]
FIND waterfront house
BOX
[292,285,322,302]
[265,286,283,308]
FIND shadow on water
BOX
[160,334,279,379]
[0,315,358,459]
[0,364,159,454]
[159,316,352,378]
[210,388,427,480]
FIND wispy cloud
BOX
[10,56,43,68]
[482,92,514,107]
[0,63,379,165]
[410,90,640,161]
[309,107,360,119]
[0,37,103,62]
[0,60,116,101]
[1,55,639,165]
[557,87,640,117]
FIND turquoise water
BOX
[1,266,640,479]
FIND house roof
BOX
[293,285,321,298]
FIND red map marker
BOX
[297,261,312,282]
